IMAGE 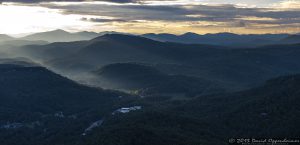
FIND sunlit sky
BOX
[0,0,300,36]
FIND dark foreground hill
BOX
[0,61,134,145]
[83,74,300,145]
[0,57,299,145]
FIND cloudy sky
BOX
[0,0,300,36]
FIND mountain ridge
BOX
[11,33,300,91]
[0,34,14,42]
[142,32,290,47]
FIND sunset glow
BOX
[0,0,300,35]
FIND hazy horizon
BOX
[1,29,298,38]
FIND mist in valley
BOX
[1,30,300,145]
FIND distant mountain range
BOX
[142,32,299,47]
[8,33,300,92]
[1,30,300,46]
[20,29,129,42]
[0,30,124,44]
[19,30,300,46]
[20,29,100,42]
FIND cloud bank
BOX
[1,0,299,34]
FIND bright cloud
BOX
[272,0,300,9]
[0,3,94,35]
[0,0,299,35]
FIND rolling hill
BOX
[1,59,299,145]
[13,34,300,91]
[0,40,48,47]
[0,34,14,42]
[85,74,300,145]
[0,59,133,145]
[142,32,289,47]
[281,35,300,44]
[92,63,224,96]
[21,29,100,42]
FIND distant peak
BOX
[79,31,90,33]
[182,32,199,36]
[0,34,14,39]
[287,34,300,38]
[91,33,159,44]
[206,32,238,36]
[53,29,67,32]
[98,33,123,38]
[282,35,300,41]
[218,32,235,34]
[50,29,70,33]
[28,29,70,35]
[0,34,12,37]
[143,33,156,35]
[95,33,140,40]
[77,31,97,34]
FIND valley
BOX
[0,30,300,145]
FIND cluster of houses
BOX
[54,112,65,118]
[112,106,142,115]
[0,122,23,129]
[0,121,42,130]
[82,106,142,136]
